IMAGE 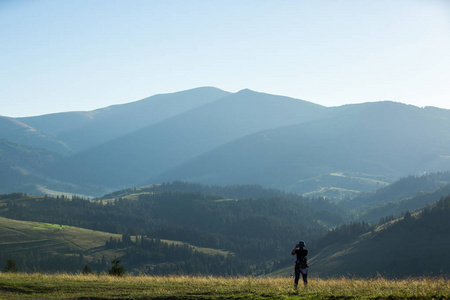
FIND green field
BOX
[0,273,448,299]
[0,216,125,263]
[0,216,229,273]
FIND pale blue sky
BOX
[1,0,449,117]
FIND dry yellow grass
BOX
[0,273,448,299]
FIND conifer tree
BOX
[4,258,18,273]
[108,259,125,277]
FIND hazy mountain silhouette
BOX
[54,89,328,188]
[151,101,450,195]
[2,88,450,197]
[0,116,72,154]
[19,87,230,152]
[0,138,62,194]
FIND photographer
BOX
[291,240,309,288]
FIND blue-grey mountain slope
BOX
[150,102,450,195]
[0,138,107,195]
[342,172,450,210]
[0,116,72,155]
[19,87,230,152]
[53,89,329,189]
[0,138,61,194]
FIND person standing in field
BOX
[291,240,308,288]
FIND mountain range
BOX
[2,87,450,197]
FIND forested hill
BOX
[99,182,289,200]
[2,179,449,276]
[99,182,348,223]
[342,172,450,210]
[310,195,450,277]
[358,183,450,224]
[0,187,344,265]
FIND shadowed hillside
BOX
[310,195,450,277]
[0,139,106,196]
[0,138,64,194]
[152,102,450,196]
[0,116,72,154]
[53,89,328,188]
[3,88,450,198]
[342,172,450,210]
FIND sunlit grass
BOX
[0,273,448,299]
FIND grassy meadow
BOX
[0,215,229,270]
[0,273,448,299]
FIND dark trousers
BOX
[294,266,308,286]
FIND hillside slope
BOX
[6,89,450,198]
[19,87,230,152]
[0,116,71,154]
[342,172,450,210]
[0,214,123,272]
[55,89,328,188]
[0,213,229,274]
[358,183,450,224]
[152,102,450,196]
[310,195,450,277]
[0,139,107,196]
[0,138,63,194]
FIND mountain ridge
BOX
[2,87,450,197]
[19,87,230,152]
[52,89,329,188]
[150,100,450,195]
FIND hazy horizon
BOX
[1,0,449,117]
[4,87,450,119]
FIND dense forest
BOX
[2,191,343,261]
[342,172,450,210]
[0,184,347,274]
[312,195,450,277]
[1,179,449,276]
[105,235,251,276]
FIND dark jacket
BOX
[292,247,308,268]
[292,247,308,260]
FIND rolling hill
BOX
[310,195,450,277]
[0,215,122,264]
[0,138,63,194]
[0,214,230,274]
[271,194,450,278]
[0,116,72,155]
[52,89,329,188]
[0,138,106,196]
[0,187,342,275]
[342,172,450,210]
[2,87,450,198]
[151,101,450,196]
[357,183,450,224]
